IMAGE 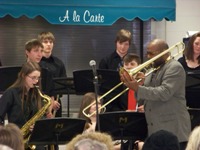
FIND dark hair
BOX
[142,130,180,150]
[184,32,200,63]
[115,29,132,45]
[123,53,141,65]
[25,39,43,52]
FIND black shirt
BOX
[40,55,67,78]
[0,87,38,128]
[99,50,123,70]
[178,55,200,71]
[99,51,127,111]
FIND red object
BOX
[128,89,137,110]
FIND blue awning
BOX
[0,0,176,25]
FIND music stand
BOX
[0,66,21,94]
[73,69,122,95]
[28,118,86,145]
[185,71,200,108]
[98,111,147,150]
[53,77,75,117]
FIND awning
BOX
[0,0,176,25]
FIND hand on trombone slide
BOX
[120,69,145,92]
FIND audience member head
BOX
[0,144,13,150]
[186,125,200,150]
[123,53,141,71]
[0,123,24,150]
[142,130,180,150]
[66,132,114,150]
[184,32,200,63]
[25,39,44,63]
[115,29,132,58]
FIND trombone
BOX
[82,42,185,118]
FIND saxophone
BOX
[21,86,52,149]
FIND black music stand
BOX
[98,111,147,150]
[0,66,21,94]
[185,71,200,108]
[53,77,75,117]
[28,118,86,145]
[73,69,122,95]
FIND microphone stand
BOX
[93,75,100,131]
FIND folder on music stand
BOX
[28,118,86,145]
[0,66,21,94]
[98,111,147,140]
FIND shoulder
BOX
[2,87,20,98]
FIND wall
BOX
[151,0,200,49]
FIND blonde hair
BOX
[186,125,200,150]
[66,132,114,150]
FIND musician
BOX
[178,32,200,71]
[25,39,60,117]
[122,53,144,112]
[38,31,67,117]
[120,39,191,150]
[78,92,104,133]
[0,62,51,150]
[0,62,45,127]
[78,92,125,150]
[99,29,132,112]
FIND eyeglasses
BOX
[27,75,41,81]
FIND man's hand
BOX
[120,71,139,92]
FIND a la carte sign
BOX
[59,10,105,24]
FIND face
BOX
[25,70,41,90]
[124,60,139,71]
[89,101,102,116]
[193,37,200,55]
[41,39,54,54]
[146,44,164,67]
[116,41,130,57]
[26,46,43,63]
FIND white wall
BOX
[151,0,200,47]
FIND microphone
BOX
[89,60,98,79]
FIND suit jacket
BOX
[137,59,191,142]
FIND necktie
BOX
[128,89,137,110]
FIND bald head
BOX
[146,39,170,67]
[148,39,169,53]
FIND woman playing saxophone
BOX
[0,61,52,149]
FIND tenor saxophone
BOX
[21,86,52,149]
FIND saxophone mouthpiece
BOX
[34,85,39,89]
